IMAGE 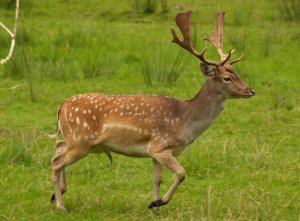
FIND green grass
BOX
[139,41,190,86]
[0,0,300,220]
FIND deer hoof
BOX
[148,199,167,208]
[57,206,68,212]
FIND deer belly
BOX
[101,123,151,157]
[105,143,150,157]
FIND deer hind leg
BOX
[152,159,163,202]
[51,143,89,211]
[148,150,185,209]
[51,141,67,203]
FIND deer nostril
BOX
[248,88,255,95]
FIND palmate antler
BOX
[171,10,219,67]
[171,10,243,66]
[203,11,233,65]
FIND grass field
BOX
[0,0,299,220]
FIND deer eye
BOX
[223,76,232,83]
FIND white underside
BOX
[104,143,150,157]
[100,123,151,157]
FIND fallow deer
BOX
[50,10,255,211]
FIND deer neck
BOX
[184,78,225,141]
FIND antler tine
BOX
[220,49,234,66]
[229,52,244,65]
[198,47,219,66]
[171,10,219,67]
[204,11,233,63]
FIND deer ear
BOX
[200,63,218,78]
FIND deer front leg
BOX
[148,150,185,208]
[153,159,163,202]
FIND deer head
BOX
[171,10,255,99]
